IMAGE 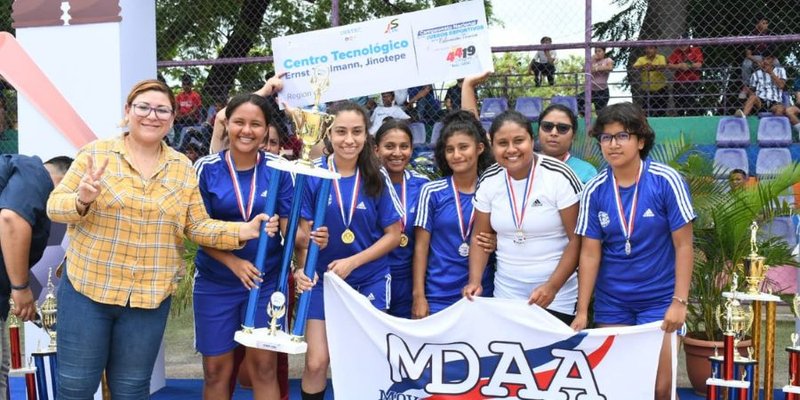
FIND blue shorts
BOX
[593,294,672,325]
[428,294,463,315]
[307,273,391,320]
[193,275,278,356]
[388,274,412,318]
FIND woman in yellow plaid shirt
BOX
[46,79,277,399]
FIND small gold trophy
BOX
[288,67,335,165]
[39,267,57,351]
[743,221,768,295]
[267,292,286,336]
[716,277,755,359]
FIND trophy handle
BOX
[322,113,335,139]
[288,108,305,135]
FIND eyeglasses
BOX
[131,103,173,120]
[540,121,573,135]
[598,131,636,145]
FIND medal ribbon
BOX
[450,177,475,243]
[611,160,643,249]
[504,160,536,234]
[399,171,408,231]
[224,150,260,221]
[329,156,361,230]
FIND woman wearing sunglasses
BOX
[573,103,694,400]
[537,105,597,184]
[460,73,583,325]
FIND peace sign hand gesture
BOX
[77,156,108,208]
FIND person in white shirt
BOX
[462,108,582,324]
[370,92,410,135]
[530,36,557,87]
[736,53,787,117]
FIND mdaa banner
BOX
[323,273,675,399]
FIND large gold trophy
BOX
[709,276,755,390]
[235,66,339,354]
[744,221,768,295]
[288,67,335,164]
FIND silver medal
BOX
[514,230,526,245]
[625,240,631,255]
[458,242,469,257]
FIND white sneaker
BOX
[734,109,745,117]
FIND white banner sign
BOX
[273,0,493,108]
[324,273,674,399]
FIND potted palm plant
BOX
[676,152,800,394]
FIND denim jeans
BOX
[56,275,170,400]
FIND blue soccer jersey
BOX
[388,170,429,279]
[387,170,429,318]
[193,151,294,284]
[415,177,493,313]
[300,156,403,285]
[576,159,695,304]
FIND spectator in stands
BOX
[786,79,800,137]
[740,15,778,99]
[175,74,203,134]
[206,98,226,126]
[577,47,614,115]
[530,36,557,87]
[406,84,442,125]
[444,79,467,111]
[735,53,786,118]
[369,92,410,134]
[633,45,668,117]
[261,122,285,155]
[667,35,704,116]
[729,169,748,192]
[44,155,74,186]
[183,137,206,164]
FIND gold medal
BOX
[399,233,409,247]
[341,229,355,244]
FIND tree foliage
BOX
[479,53,588,100]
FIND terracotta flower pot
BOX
[682,333,752,395]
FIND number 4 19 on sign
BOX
[446,45,476,62]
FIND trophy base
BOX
[706,378,750,388]
[234,328,308,354]
[784,385,800,394]
[9,366,36,376]
[266,159,340,180]
[722,291,781,302]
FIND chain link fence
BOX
[1,0,800,154]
